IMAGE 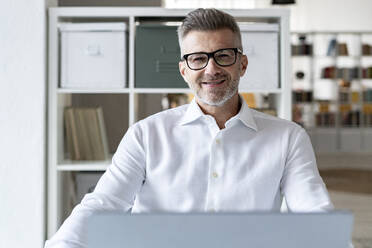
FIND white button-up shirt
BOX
[45,98,333,248]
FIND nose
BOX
[204,57,223,75]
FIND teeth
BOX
[204,80,224,84]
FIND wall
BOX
[0,0,55,247]
[256,0,372,31]
[59,0,161,6]
[290,0,372,31]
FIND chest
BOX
[144,124,285,191]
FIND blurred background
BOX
[0,0,371,247]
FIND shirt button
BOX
[215,139,221,145]
[212,172,218,178]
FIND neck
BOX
[196,93,241,129]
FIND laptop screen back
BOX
[87,211,353,248]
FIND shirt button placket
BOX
[206,135,223,212]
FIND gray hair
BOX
[177,8,242,54]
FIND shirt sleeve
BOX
[44,123,146,248]
[280,127,334,212]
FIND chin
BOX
[197,95,231,107]
[199,89,238,107]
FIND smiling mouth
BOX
[201,79,225,86]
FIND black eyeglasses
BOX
[181,48,243,71]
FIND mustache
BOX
[197,75,228,82]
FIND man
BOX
[45,8,333,248]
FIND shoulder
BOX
[135,104,189,129]
[249,109,311,153]
[250,108,304,135]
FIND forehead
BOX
[181,28,239,54]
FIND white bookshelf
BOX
[291,31,372,153]
[47,7,290,237]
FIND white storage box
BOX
[239,24,279,91]
[60,23,127,88]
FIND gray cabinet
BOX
[135,25,185,88]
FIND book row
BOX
[291,44,313,56]
[362,44,372,55]
[314,112,371,127]
[293,90,372,103]
[64,107,109,161]
[321,67,359,80]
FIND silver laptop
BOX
[87,211,353,248]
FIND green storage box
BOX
[135,25,187,88]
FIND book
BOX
[64,107,109,161]
[327,39,337,56]
[362,44,372,55]
[76,108,93,160]
[96,107,109,160]
[85,108,102,160]
[64,108,73,159]
[86,107,109,160]
[337,43,348,56]
[64,107,81,160]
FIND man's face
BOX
[179,28,248,106]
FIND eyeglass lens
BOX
[187,49,237,70]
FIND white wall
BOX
[0,0,55,247]
[256,0,372,31]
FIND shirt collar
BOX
[180,96,258,131]
[232,95,258,131]
[179,98,205,125]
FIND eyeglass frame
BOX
[181,47,243,71]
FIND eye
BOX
[216,50,234,57]
[215,49,235,63]
[216,53,230,58]
[189,55,207,63]
[194,57,205,61]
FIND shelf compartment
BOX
[135,24,185,89]
[313,79,338,101]
[134,93,191,121]
[291,33,313,56]
[59,22,128,89]
[57,94,129,163]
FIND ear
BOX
[239,55,248,77]
[179,60,188,82]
